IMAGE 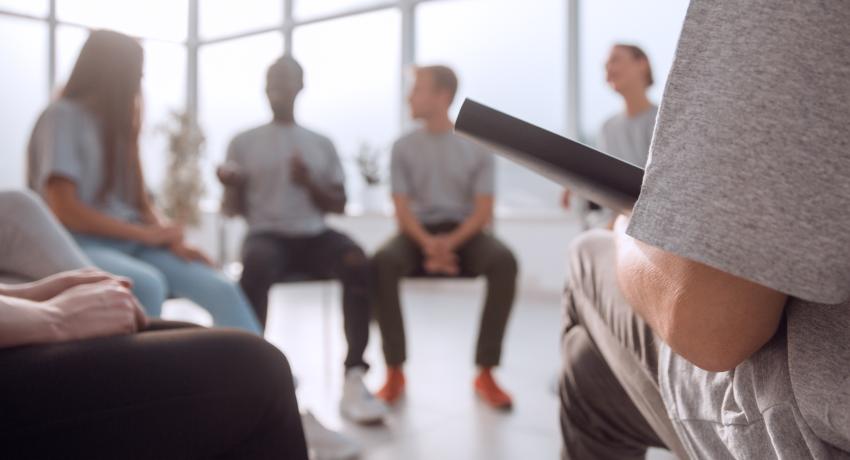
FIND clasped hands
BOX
[421,234,461,276]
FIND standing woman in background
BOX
[563,44,658,224]
[27,29,261,334]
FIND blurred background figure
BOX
[372,65,518,410]
[26,29,262,334]
[562,43,657,228]
[218,54,386,457]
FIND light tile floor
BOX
[165,280,675,460]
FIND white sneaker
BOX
[301,411,360,460]
[340,367,388,424]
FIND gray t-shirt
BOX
[225,123,344,236]
[598,105,658,167]
[390,129,494,225]
[627,1,850,458]
[27,99,141,222]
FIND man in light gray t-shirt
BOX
[372,66,518,410]
[560,1,850,459]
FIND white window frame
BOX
[0,0,580,176]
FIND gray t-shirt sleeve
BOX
[319,137,345,187]
[389,140,409,196]
[30,103,85,190]
[627,0,850,304]
[472,146,495,196]
[225,135,242,165]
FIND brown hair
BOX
[62,29,146,208]
[614,43,653,87]
[417,65,459,103]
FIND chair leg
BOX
[321,281,333,391]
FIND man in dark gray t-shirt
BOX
[560,1,850,459]
[218,56,388,431]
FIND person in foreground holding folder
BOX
[559,1,850,458]
[372,65,518,409]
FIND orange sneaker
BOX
[474,368,513,410]
[376,367,406,405]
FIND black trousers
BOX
[372,222,518,367]
[0,320,308,460]
[240,229,372,370]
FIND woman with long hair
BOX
[27,29,260,334]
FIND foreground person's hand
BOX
[0,268,132,302]
[46,280,148,342]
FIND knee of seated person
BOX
[342,248,369,271]
[241,246,277,274]
[211,330,295,392]
[566,229,614,290]
[494,247,519,277]
[559,326,602,419]
[0,189,45,215]
[371,246,400,271]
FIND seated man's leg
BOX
[306,229,388,423]
[137,247,262,335]
[305,229,371,371]
[562,230,686,458]
[561,324,663,460]
[0,324,307,459]
[371,233,421,367]
[0,189,90,279]
[240,233,291,328]
[456,232,518,368]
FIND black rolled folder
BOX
[454,98,644,214]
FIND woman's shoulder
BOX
[36,98,92,130]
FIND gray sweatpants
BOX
[0,190,90,281]
[560,230,688,459]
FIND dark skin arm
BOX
[290,151,346,214]
[217,162,247,218]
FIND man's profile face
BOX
[408,71,445,120]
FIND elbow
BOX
[664,327,753,372]
[46,201,84,233]
[660,301,781,373]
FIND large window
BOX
[0,17,47,187]
[579,0,689,143]
[200,33,284,197]
[418,0,567,213]
[200,0,282,40]
[294,9,401,212]
[0,0,690,214]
